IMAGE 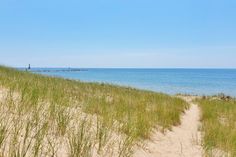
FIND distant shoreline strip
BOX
[27,69,87,72]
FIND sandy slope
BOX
[1,87,203,157]
[133,96,203,157]
[0,88,129,157]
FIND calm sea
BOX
[27,68,236,97]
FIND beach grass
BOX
[197,97,236,156]
[0,65,188,156]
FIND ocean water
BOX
[29,68,236,97]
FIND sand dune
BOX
[0,85,204,157]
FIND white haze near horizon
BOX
[1,46,236,68]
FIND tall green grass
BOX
[0,65,188,156]
[198,98,236,156]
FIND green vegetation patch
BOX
[198,98,236,156]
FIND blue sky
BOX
[0,0,236,68]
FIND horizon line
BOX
[14,66,236,70]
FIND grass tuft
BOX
[197,98,236,156]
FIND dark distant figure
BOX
[28,64,31,70]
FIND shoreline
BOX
[17,66,236,98]
[28,68,236,98]
[31,72,236,98]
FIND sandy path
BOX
[133,96,203,157]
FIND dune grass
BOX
[0,66,188,156]
[197,98,236,156]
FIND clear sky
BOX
[0,0,236,68]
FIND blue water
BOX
[28,68,236,97]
